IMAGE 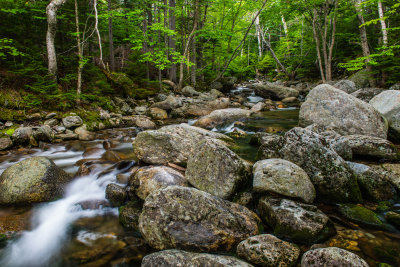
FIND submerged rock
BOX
[301,247,369,267]
[280,127,362,203]
[129,166,188,200]
[236,234,300,267]
[258,197,334,243]
[142,249,253,267]
[253,159,315,203]
[299,84,387,138]
[132,124,232,166]
[193,108,252,129]
[139,186,259,252]
[339,204,385,229]
[0,156,72,205]
[186,138,251,199]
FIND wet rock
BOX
[139,186,259,251]
[334,80,357,94]
[259,197,334,243]
[132,123,232,166]
[133,115,156,130]
[370,90,400,141]
[299,84,387,138]
[0,156,72,205]
[251,133,284,160]
[62,116,83,129]
[253,83,299,100]
[150,107,168,120]
[182,86,200,97]
[282,96,298,103]
[237,234,300,267]
[0,137,13,151]
[250,102,266,113]
[142,249,253,267]
[345,135,399,160]
[32,125,55,142]
[55,133,78,140]
[44,118,59,127]
[12,127,33,145]
[194,108,252,129]
[301,247,369,267]
[74,125,95,141]
[105,183,126,207]
[253,159,316,203]
[280,127,362,203]
[347,162,396,202]
[339,204,385,229]
[351,88,386,102]
[129,166,188,200]
[186,138,251,199]
[385,211,400,228]
[101,150,121,162]
[119,201,141,230]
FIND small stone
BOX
[105,183,126,207]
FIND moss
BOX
[339,204,384,228]
[0,107,26,121]
[377,201,392,212]
[133,88,158,99]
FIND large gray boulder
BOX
[253,159,316,203]
[299,84,387,138]
[186,138,251,199]
[301,247,369,267]
[258,197,334,243]
[62,116,83,129]
[280,127,362,203]
[129,166,188,200]
[370,90,400,140]
[334,80,357,94]
[344,135,399,160]
[139,186,259,252]
[193,108,252,129]
[132,124,232,166]
[253,83,299,100]
[0,156,72,205]
[142,250,253,267]
[237,234,300,267]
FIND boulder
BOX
[0,156,72,205]
[74,125,95,141]
[139,186,259,251]
[0,137,13,151]
[301,247,369,267]
[347,162,396,201]
[134,106,148,115]
[251,133,284,160]
[349,69,371,88]
[389,83,400,90]
[344,135,399,160]
[253,83,299,100]
[182,86,200,97]
[253,159,316,203]
[186,138,251,199]
[258,197,334,243]
[33,125,55,142]
[44,118,59,127]
[119,201,141,230]
[134,115,156,130]
[11,127,33,145]
[193,108,252,129]
[210,81,223,91]
[351,88,386,102]
[338,204,385,229]
[105,183,126,207]
[132,124,232,166]
[45,112,57,120]
[129,166,188,200]
[280,127,362,203]
[151,95,182,111]
[334,80,357,94]
[250,102,266,113]
[62,116,83,129]
[150,107,168,120]
[237,234,300,267]
[370,90,400,141]
[172,98,230,118]
[299,84,387,138]
[142,250,253,267]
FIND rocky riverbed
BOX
[1,80,400,267]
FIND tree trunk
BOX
[168,0,177,83]
[74,0,83,103]
[312,9,326,83]
[255,15,263,59]
[108,0,115,71]
[378,0,388,47]
[46,0,68,80]
[94,0,105,68]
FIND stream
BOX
[0,86,400,266]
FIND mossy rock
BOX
[339,204,385,229]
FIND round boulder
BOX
[62,116,83,129]
[0,156,72,205]
[301,247,369,267]
[253,159,316,203]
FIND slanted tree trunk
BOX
[168,0,176,83]
[108,0,115,71]
[354,0,376,86]
[255,15,263,59]
[74,0,83,103]
[94,0,105,68]
[46,0,68,80]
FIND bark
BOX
[168,0,177,83]
[255,15,263,59]
[108,0,115,71]
[46,0,68,80]
[312,9,326,82]
[74,0,83,103]
[378,0,388,47]
[94,0,105,68]
[261,29,288,77]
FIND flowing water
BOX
[0,87,400,266]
